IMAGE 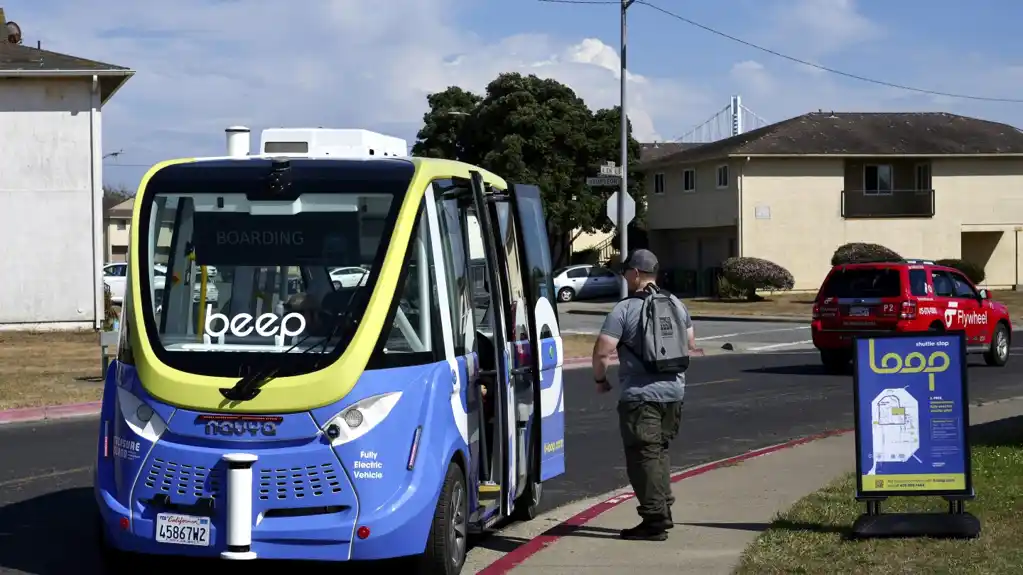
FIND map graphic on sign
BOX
[866,387,921,475]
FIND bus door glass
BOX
[468,172,515,515]
[492,197,534,504]
[509,183,565,481]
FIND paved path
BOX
[469,396,1023,574]
[5,351,1023,573]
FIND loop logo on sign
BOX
[203,304,306,347]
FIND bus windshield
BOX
[139,190,398,368]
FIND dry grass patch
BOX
[561,334,596,360]
[681,293,814,318]
[0,330,104,410]
[736,417,1023,575]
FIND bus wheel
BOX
[420,463,467,575]
[513,480,542,521]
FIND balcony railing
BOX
[841,189,934,219]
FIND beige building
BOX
[105,198,133,262]
[638,111,1023,293]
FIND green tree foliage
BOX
[720,256,795,301]
[936,258,986,284]
[412,73,643,267]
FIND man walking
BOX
[591,249,696,541]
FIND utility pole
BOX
[618,0,635,298]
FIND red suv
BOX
[811,260,1012,372]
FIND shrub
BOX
[936,258,986,284]
[831,243,902,266]
[103,284,119,331]
[720,257,795,301]
[715,275,744,299]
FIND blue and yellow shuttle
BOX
[93,128,567,573]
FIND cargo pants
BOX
[617,400,684,523]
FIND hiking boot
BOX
[619,521,668,541]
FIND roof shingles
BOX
[0,42,128,72]
[639,112,1023,168]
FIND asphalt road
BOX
[4,350,1023,573]
[558,302,814,352]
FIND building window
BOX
[915,163,932,190]
[864,164,893,195]
[682,168,696,192]
[716,165,729,189]
[653,173,665,195]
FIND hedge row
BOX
[830,243,986,284]
[715,243,987,302]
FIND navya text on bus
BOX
[93,127,567,574]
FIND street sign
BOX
[606,191,635,227]
[599,160,624,177]
[586,176,620,187]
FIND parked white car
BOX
[329,266,369,289]
[552,264,621,302]
[104,263,217,305]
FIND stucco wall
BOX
[0,77,99,327]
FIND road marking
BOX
[747,340,814,352]
[695,326,809,341]
[0,465,92,489]
[687,378,739,388]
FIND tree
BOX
[412,73,643,267]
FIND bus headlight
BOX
[322,392,402,447]
[116,387,168,443]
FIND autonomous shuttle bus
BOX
[94,127,566,573]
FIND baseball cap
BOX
[624,249,658,274]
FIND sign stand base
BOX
[851,497,981,539]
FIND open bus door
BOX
[468,172,516,517]
[508,184,565,482]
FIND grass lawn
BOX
[735,416,1023,575]
[0,330,104,410]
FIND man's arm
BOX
[593,304,626,385]
[678,299,698,352]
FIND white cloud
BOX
[15,0,706,171]
[764,0,882,58]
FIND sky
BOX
[7,0,1023,190]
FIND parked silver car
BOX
[552,264,621,302]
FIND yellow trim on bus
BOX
[129,156,507,413]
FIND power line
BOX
[539,0,1023,104]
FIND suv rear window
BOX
[821,267,903,298]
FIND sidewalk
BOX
[485,396,1023,575]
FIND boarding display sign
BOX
[853,332,973,498]
[192,212,360,266]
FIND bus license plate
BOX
[850,306,870,317]
[155,513,211,546]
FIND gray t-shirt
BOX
[600,292,692,403]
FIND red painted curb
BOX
[0,401,101,425]
[476,427,853,575]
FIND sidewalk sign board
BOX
[851,331,980,538]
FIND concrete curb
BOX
[476,428,853,575]
[0,401,101,425]
[565,309,810,324]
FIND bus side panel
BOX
[311,361,468,561]
[94,361,129,527]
